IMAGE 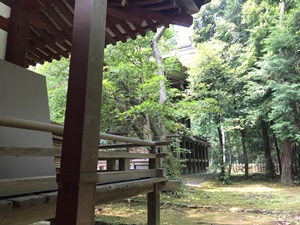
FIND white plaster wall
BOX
[0,60,56,179]
[0,3,10,59]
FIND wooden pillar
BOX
[204,145,207,171]
[5,0,29,67]
[187,141,192,174]
[55,0,107,224]
[181,139,187,175]
[205,145,209,169]
[200,145,204,172]
[148,146,160,225]
[192,142,196,173]
[119,158,130,171]
[148,183,160,225]
[107,159,117,171]
[196,144,200,173]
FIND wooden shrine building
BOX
[0,0,209,224]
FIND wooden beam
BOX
[0,176,57,197]
[0,15,9,31]
[107,6,144,26]
[0,116,157,146]
[147,183,160,225]
[0,177,168,225]
[145,0,178,11]
[108,0,127,7]
[108,5,192,27]
[0,195,56,225]
[55,0,107,224]
[0,146,60,157]
[145,19,157,32]
[105,30,117,45]
[0,0,11,7]
[109,16,137,40]
[0,169,164,199]
[97,169,157,183]
[95,177,167,204]
[106,16,127,42]
[5,0,30,67]
[46,6,73,41]
[129,0,167,6]
[29,28,69,58]
[0,146,166,161]
[53,0,74,25]
[22,0,54,12]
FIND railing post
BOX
[119,158,130,171]
[181,138,187,175]
[147,146,160,225]
[192,141,196,173]
[187,141,192,174]
[196,144,200,173]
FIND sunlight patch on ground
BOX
[186,211,278,225]
[206,186,279,193]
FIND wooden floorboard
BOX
[0,177,168,225]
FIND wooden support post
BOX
[200,145,205,171]
[196,144,201,173]
[182,139,187,175]
[55,0,107,224]
[205,146,209,169]
[187,141,192,174]
[107,159,117,171]
[147,183,160,225]
[203,145,207,171]
[5,0,29,67]
[119,158,130,171]
[192,142,196,173]
[147,146,160,225]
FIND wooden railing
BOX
[0,116,168,198]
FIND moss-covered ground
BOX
[95,173,300,224]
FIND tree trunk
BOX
[227,131,232,176]
[281,139,294,186]
[240,129,249,178]
[151,26,167,143]
[260,119,276,177]
[272,131,282,175]
[152,26,167,106]
[217,125,225,175]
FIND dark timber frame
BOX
[55,0,107,224]
[179,136,209,175]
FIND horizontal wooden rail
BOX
[0,169,165,197]
[0,177,168,225]
[0,116,156,146]
[0,146,166,159]
[99,140,170,149]
[0,176,57,197]
[97,152,166,159]
[0,146,61,157]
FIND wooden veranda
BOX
[180,135,209,174]
[0,0,209,224]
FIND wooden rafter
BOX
[0,0,11,7]
[1,0,208,66]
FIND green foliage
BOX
[189,0,300,183]
[102,31,185,137]
[35,57,70,124]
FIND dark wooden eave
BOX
[0,0,209,66]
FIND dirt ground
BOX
[95,173,300,225]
